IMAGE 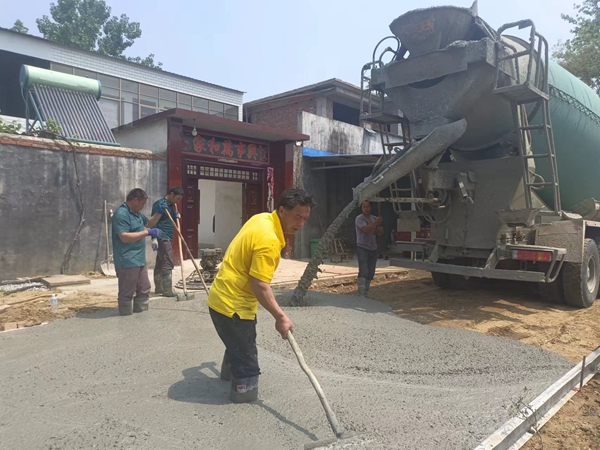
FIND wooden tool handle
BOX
[287,331,343,438]
[173,205,187,293]
[164,209,210,295]
[104,200,110,260]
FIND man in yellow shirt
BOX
[207,188,315,403]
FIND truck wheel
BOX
[562,238,600,308]
[431,272,470,289]
[431,272,452,289]
[538,277,565,304]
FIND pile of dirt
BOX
[1,290,115,331]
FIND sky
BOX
[1,0,577,102]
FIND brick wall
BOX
[0,133,166,278]
[249,98,317,133]
[0,133,165,160]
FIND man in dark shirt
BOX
[112,188,163,316]
[151,187,185,297]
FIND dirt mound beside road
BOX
[1,291,115,331]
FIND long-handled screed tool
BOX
[287,331,359,450]
[164,209,210,296]
[169,205,196,302]
[100,200,116,277]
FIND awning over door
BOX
[302,147,385,170]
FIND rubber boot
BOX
[133,295,149,313]
[119,301,133,316]
[357,277,367,297]
[230,375,259,403]
[162,271,177,298]
[154,270,165,296]
[365,279,372,298]
[220,352,232,381]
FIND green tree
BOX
[126,54,163,69]
[554,0,600,93]
[10,19,29,34]
[36,0,162,69]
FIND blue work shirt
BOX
[151,198,177,240]
[112,203,148,269]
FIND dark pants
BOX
[116,265,151,305]
[356,247,378,280]
[155,239,174,271]
[209,308,260,379]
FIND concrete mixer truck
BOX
[355,4,600,308]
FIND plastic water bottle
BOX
[50,294,58,313]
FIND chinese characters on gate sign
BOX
[183,133,269,163]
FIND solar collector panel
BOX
[32,84,117,145]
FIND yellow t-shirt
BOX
[207,210,286,319]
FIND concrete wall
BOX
[299,111,393,154]
[113,119,168,155]
[198,179,216,249]
[0,134,166,279]
[248,98,317,133]
[214,181,243,252]
[0,28,244,111]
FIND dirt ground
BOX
[317,269,600,450]
[0,288,114,331]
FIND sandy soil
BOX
[1,289,115,331]
[316,269,600,450]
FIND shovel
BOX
[164,209,210,296]
[100,200,116,277]
[287,331,360,449]
[169,205,196,302]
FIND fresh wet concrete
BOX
[0,291,571,449]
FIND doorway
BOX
[183,161,265,258]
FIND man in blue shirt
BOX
[112,188,163,316]
[151,187,185,297]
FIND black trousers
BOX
[155,239,174,271]
[356,246,378,280]
[209,308,260,379]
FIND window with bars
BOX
[50,63,240,127]
[187,165,197,175]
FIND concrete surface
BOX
[0,290,571,450]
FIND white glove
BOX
[152,238,159,252]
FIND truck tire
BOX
[538,277,565,304]
[431,272,452,289]
[431,272,470,290]
[562,238,600,308]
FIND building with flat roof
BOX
[0,27,243,130]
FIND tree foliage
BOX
[10,20,29,34]
[554,0,600,93]
[36,0,162,70]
